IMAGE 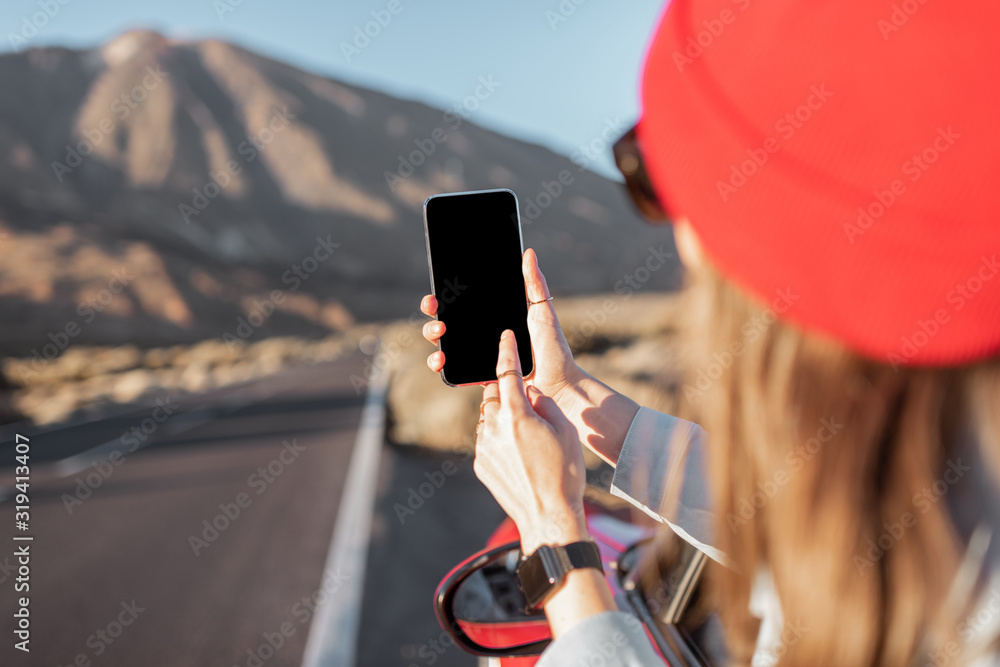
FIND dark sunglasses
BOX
[613,126,670,223]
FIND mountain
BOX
[0,30,680,357]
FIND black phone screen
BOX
[424,189,533,386]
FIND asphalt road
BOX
[0,352,502,667]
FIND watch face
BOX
[517,542,602,609]
[517,546,560,609]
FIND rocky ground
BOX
[0,331,357,425]
[2,292,686,452]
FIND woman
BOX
[421,0,1000,664]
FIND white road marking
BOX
[300,353,388,667]
[48,389,266,479]
[51,407,228,478]
[0,361,327,497]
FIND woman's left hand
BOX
[474,329,589,555]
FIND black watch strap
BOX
[516,540,603,609]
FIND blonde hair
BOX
[674,259,1000,666]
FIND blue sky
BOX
[2,0,665,177]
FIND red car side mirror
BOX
[433,541,551,658]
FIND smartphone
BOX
[423,189,533,386]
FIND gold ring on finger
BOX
[479,397,501,416]
[528,296,554,306]
[497,369,523,380]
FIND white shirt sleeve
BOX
[535,611,667,667]
[609,406,730,566]
[606,406,792,667]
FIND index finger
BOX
[496,330,529,413]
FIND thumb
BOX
[523,248,569,350]
[527,386,574,434]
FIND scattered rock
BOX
[111,369,156,403]
[0,332,353,425]
[87,346,142,378]
[179,361,213,394]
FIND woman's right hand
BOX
[419,248,640,466]
[420,248,583,402]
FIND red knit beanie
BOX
[637,0,1000,366]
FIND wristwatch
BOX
[516,540,604,610]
